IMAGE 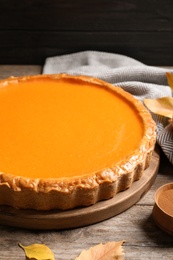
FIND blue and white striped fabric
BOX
[43,51,173,164]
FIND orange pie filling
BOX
[0,74,156,210]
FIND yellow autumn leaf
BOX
[75,240,125,260]
[166,72,173,92]
[19,243,55,260]
[144,97,173,118]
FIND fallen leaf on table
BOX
[166,72,173,92]
[19,243,55,260]
[144,97,173,119]
[75,240,125,260]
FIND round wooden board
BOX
[0,150,160,230]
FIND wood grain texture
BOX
[0,65,42,79]
[0,0,173,65]
[0,0,173,31]
[1,31,173,65]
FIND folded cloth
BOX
[43,51,173,164]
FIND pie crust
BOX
[0,74,156,210]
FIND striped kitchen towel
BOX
[43,51,173,164]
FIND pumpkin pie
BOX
[0,74,156,210]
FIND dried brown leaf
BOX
[166,72,173,92]
[75,240,125,260]
[144,97,173,118]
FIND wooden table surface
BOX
[0,65,173,260]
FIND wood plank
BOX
[0,65,42,79]
[0,0,173,65]
[0,0,173,31]
[0,31,173,65]
[1,205,173,260]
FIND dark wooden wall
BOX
[0,0,173,65]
